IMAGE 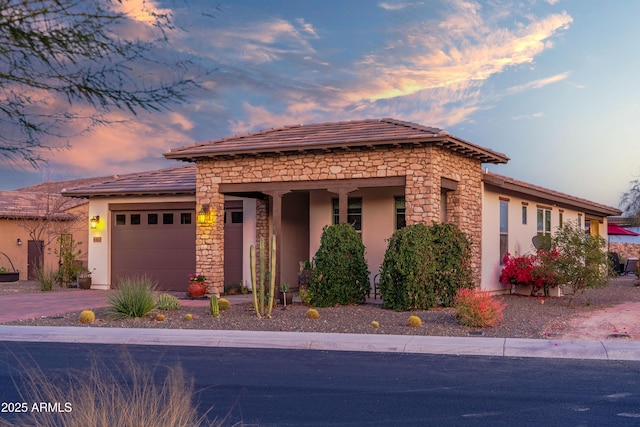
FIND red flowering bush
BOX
[499,253,534,287]
[455,288,505,327]
[500,250,559,296]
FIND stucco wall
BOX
[481,185,602,293]
[197,145,484,293]
[0,204,88,282]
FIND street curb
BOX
[1,326,640,361]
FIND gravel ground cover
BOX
[2,277,639,339]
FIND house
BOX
[63,118,621,294]
[0,179,96,281]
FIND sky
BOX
[1,0,639,210]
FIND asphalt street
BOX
[1,342,640,426]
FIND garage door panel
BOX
[112,208,196,291]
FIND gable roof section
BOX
[0,191,79,220]
[165,118,510,164]
[483,172,621,217]
[61,165,196,198]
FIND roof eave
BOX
[165,136,510,164]
[483,174,621,217]
[62,189,196,198]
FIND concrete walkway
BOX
[1,290,640,361]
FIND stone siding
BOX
[196,145,484,293]
[609,242,640,260]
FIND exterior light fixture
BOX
[197,205,216,225]
[90,215,100,229]
[17,238,22,246]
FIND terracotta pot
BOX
[78,277,92,290]
[187,281,207,298]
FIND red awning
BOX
[608,224,640,236]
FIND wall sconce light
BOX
[197,205,216,225]
[17,238,22,246]
[90,215,100,229]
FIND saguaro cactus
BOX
[250,244,260,318]
[267,233,276,317]
[210,294,220,318]
[250,234,277,318]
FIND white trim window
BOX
[500,200,508,262]
[537,208,551,235]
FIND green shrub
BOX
[379,223,437,311]
[309,224,370,307]
[379,222,474,311]
[33,265,57,292]
[156,293,181,310]
[428,222,474,306]
[109,276,157,319]
[455,288,505,327]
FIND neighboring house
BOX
[63,118,621,294]
[0,178,97,281]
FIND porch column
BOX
[329,186,358,224]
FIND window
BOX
[148,213,158,225]
[130,214,141,225]
[537,208,551,234]
[440,189,449,222]
[559,211,564,228]
[115,214,126,225]
[231,211,243,223]
[180,213,192,225]
[522,205,528,225]
[163,213,174,224]
[395,197,406,230]
[332,197,362,231]
[500,200,508,263]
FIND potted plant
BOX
[78,269,92,290]
[187,273,207,298]
[297,260,313,293]
[279,283,292,308]
[0,253,19,282]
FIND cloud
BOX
[111,0,172,25]
[346,7,573,105]
[511,112,544,120]
[196,0,575,135]
[379,2,425,10]
[207,17,318,64]
[506,72,571,94]
[36,110,194,175]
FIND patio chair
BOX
[623,258,639,277]
[609,252,624,275]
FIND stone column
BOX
[197,167,225,296]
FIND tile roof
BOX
[165,118,510,164]
[61,165,196,198]
[0,190,81,219]
[483,172,621,217]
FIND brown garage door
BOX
[111,202,196,291]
